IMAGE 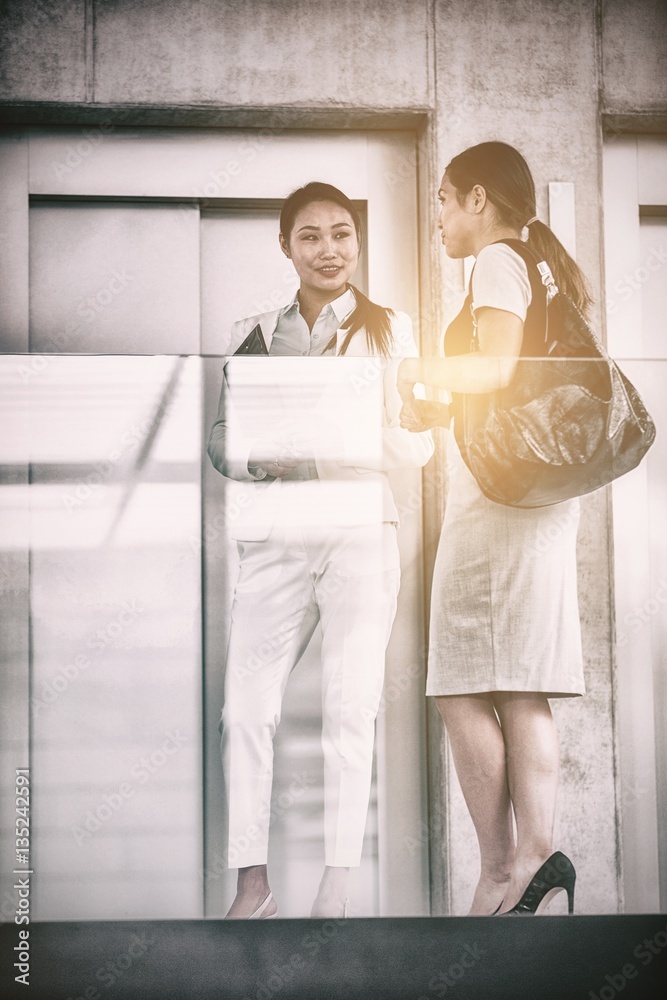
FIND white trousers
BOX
[220,522,400,868]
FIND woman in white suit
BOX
[208,182,433,919]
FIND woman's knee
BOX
[221,700,280,737]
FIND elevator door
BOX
[0,127,429,919]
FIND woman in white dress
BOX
[398,142,590,916]
[208,182,433,919]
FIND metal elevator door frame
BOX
[0,126,430,919]
[603,134,667,913]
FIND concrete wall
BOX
[0,0,87,102]
[429,0,614,916]
[1,0,665,916]
[2,0,665,116]
[602,0,667,116]
[0,0,431,107]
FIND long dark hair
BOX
[445,142,592,316]
[279,181,395,357]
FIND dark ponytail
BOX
[280,182,395,357]
[332,284,394,357]
[525,219,592,316]
[446,142,592,316]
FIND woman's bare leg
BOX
[311,866,350,918]
[435,694,515,915]
[225,864,277,919]
[492,692,559,911]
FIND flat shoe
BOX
[249,892,276,920]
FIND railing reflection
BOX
[0,355,664,917]
[1,356,203,919]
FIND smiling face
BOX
[436,173,481,259]
[280,200,360,298]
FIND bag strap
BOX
[492,238,559,351]
[466,239,558,353]
[497,238,559,296]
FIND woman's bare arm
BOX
[398,307,524,400]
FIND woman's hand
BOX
[400,399,451,432]
[248,436,304,478]
[247,412,346,477]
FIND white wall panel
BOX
[28,129,372,200]
[605,136,667,912]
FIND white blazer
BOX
[207,307,434,539]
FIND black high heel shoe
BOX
[501,851,576,916]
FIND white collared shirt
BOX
[269,286,356,356]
